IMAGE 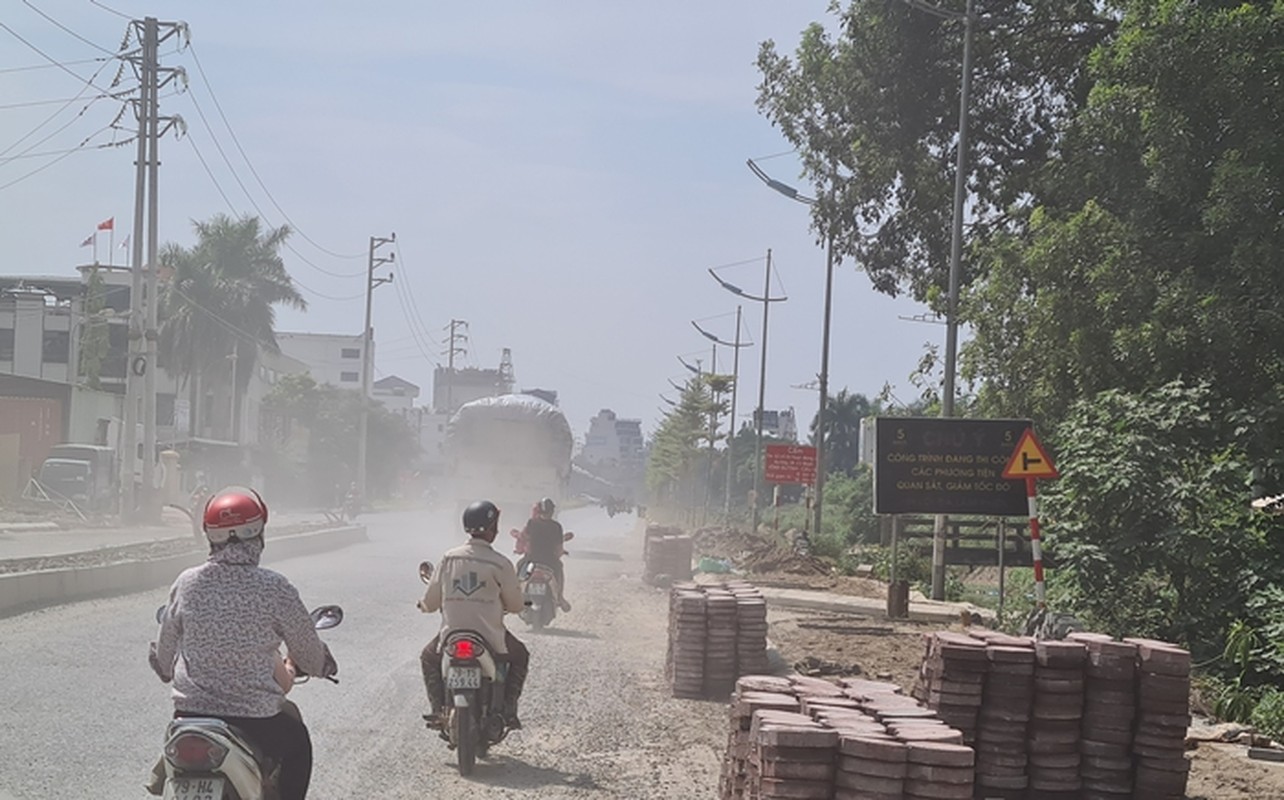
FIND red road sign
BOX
[765,444,817,486]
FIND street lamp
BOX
[747,158,837,538]
[899,0,976,600]
[693,310,750,519]
[709,252,786,535]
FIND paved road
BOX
[0,507,724,799]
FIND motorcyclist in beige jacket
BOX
[418,500,529,729]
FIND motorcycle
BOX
[149,604,342,800]
[518,531,574,631]
[418,561,510,776]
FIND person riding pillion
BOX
[418,500,531,729]
[517,497,571,612]
[149,486,337,800]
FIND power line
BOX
[0,21,122,94]
[0,124,132,191]
[89,0,132,20]
[186,42,365,261]
[181,87,364,279]
[183,137,364,304]
[392,240,440,359]
[0,55,112,74]
[389,266,442,368]
[21,0,121,57]
[0,56,123,158]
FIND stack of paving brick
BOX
[1128,638,1192,800]
[731,583,771,676]
[1028,640,1088,799]
[644,527,694,583]
[749,708,840,800]
[975,636,1036,800]
[666,587,706,698]
[720,676,799,800]
[1070,632,1138,800]
[704,587,741,696]
[914,631,988,744]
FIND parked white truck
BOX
[446,394,573,523]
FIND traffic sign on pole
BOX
[1002,427,1058,608]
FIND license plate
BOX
[447,666,482,689]
[527,583,547,595]
[165,776,224,800]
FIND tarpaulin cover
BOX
[447,394,573,475]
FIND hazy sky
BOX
[1,1,941,439]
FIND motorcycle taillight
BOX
[451,639,477,659]
[531,569,552,582]
[166,733,228,771]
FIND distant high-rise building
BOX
[581,409,645,471]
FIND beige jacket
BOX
[419,538,523,654]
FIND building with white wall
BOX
[581,409,645,471]
[277,332,372,395]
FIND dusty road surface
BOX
[0,507,725,799]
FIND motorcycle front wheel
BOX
[452,705,476,775]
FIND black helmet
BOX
[537,497,556,516]
[463,500,500,534]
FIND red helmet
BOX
[202,486,268,544]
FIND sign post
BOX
[1001,428,1059,607]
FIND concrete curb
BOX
[759,586,996,626]
[0,525,368,618]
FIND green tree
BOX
[159,214,305,437]
[78,266,109,389]
[810,389,875,476]
[262,374,418,504]
[647,378,717,510]
[755,0,1114,302]
[1044,381,1283,657]
[965,1,1284,426]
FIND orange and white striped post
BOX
[1002,428,1059,608]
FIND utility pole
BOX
[443,319,468,414]
[122,16,183,522]
[708,253,785,535]
[358,234,395,502]
[725,307,742,518]
[752,251,772,535]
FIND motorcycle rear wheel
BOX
[452,706,476,775]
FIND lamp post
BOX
[709,252,786,535]
[899,0,976,600]
[693,310,749,519]
[747,158,836,537]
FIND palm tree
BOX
[811,389,873,476]
[159,214,306,439]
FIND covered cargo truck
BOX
[446,394,573,523]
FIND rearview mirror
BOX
[310,605,344,630]
[563,531,575,542]
[418,561,434,584]
[155,605,165,624]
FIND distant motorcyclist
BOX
[418,500,530,729]
[149,487,337,800]
[517,497,571,612]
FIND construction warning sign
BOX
[765,444,817,486]
[872,417,1031,516]
[1001,428,1059,480]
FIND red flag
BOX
[80,234,95,247]
[97,217,114,231]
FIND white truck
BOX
[446,394,573,524]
